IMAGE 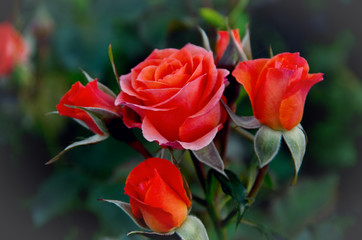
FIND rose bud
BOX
[215,29,242,65]
[232,52,323,131]
[57,79,121,135]
[124,157,191,233]
[0,22,28,76]
[116,43,229,150]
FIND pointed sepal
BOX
[192,142,226,177]
[221,100,261,129]
[46,134,108,165]
[65,105,110,135]
[254,125,282,167]
[100,199,150,230]
[175,215,209,240]
[241,26,252,60]
[108,43,120,84]
[128,230,178,239]
[197,26,211,52]
[80,69,116,97]
[282,125,307,184]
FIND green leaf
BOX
[221,100,260,129]
[282,125,307,184]
[46,134,108,164]
[254,126,282,167]
[212,170,246,205]
[176,216,209,240]
[192,142,226,177]
[211,169,248,227]
[199,8,226,28]
[100,199,149,230]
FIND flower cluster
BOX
[53,28,323,239]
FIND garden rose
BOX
[0,22,28,76]
[57,79,120,135]
[232,52,323,130]
[125,157,191,233]
[215,29,242,64]
[116,44,229,150]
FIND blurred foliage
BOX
[1,0,361,239]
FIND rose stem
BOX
[247,164,269,200]
[190,151,206,192]
[232,125,255,142]
[207,199,227,240]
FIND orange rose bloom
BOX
[232,52,323,130]
[0,22,28,76]
[124,158,191,233]
[116,44,228,150]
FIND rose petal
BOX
[232,58,268,107]
[279,73,323,130]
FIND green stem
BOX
[232,125,255,142]
[191,151,206,192]
[206,200,227,240]
[247,164,269,200]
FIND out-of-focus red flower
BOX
[125,157,191,233]
[57,79,120,135]
[232,52,324,130]
[116,43,229,150]
[0,22,28,76]
[215,29,242,64]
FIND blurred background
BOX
[0,0,361,239]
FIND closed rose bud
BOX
[0,22,28,76]
[125,158,191,233]
[232,52,323,130]
[215,29,242,64]
[57,79,120,135]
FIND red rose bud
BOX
[125,158,191,233]
[232,52,323,131]
[116,44,229,150]
[0,22,28,76]
[215,29,242,65]
[57,79,121,135]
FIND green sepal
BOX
[125,216,209,240]
[100,199,150,230]
[65,105,109,135]
[197,26,211,52]
[221,100,261,129]
[241,26,252,60]
[192,141,226,177]
[175,215,209,240]
[254,125,282,167]
[282,125,307,184]
[45,134,108,165]
[128,231,178,239]
[80,69,116,97]
[108,43,120,84]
